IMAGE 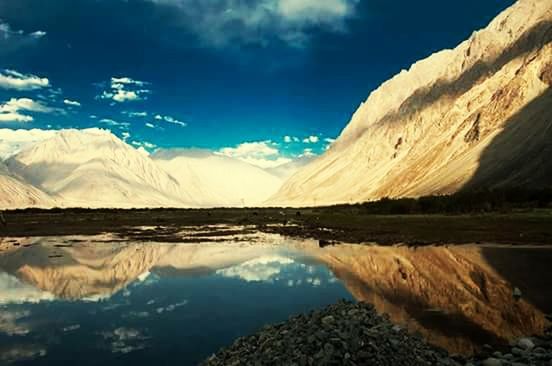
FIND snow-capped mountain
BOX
[0,162,55,209]
[1,128,294,209]
[5,129,197,208]
[152,149,284,207]
[270,0,552,206]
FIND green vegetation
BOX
[324,188,552,215]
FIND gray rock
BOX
[512,347,525,356]
[321,315,335,325]
[513,287,522,299]
[482,358,502,366]
[391,325,402,332]
[516,337,535,350]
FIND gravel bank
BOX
[201,301,552,366]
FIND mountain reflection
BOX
[0,234,550,355]
[310,244,552,354]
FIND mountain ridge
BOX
[270,0,552,206]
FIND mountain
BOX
[152,149,284,207]
[5,129,197,208]
[1,129,293,209]
[0,162,56,209]
[270,0,552,206]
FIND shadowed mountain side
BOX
[309,245,550,354]
[482,246,552,314]
[462,85,552,191]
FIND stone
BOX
[321,316,335,326]
[513,287,522,300]
[482,358,502,366]
[392,325,402,332]
[517,337,535,350]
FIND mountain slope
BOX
[0,162,55,209]
[6,129,197,208]
[153,149,283,207]
[270,0,552,206]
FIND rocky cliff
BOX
[270,0,552,206]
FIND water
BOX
[0,228,551,365]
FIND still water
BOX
[0,228,551,365]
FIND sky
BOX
[0,0,515,165]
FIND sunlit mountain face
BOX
[0,232,551,364]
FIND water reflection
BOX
[0,233,550,364]
[306,244,552,354]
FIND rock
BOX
[199,300,552,366]
[482,358,502,366]
[513,287,522,300]
[321,315,335,326]
[516,337,535,350]
[391,325,402,332]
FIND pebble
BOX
[517,337,535,350]
[482,358,502,366]
[200,300,552,366]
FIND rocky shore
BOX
[201,301,552,366]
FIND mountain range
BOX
[0,129,299,209]
[1,0,550,209]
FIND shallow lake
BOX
[1,227,551,365]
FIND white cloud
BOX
[121,131,131,141]
[0,98,59,123]
[131,140,157,151]
[123,111,148,117]
[99,118,130,128]
[0,69,49,90]
[98,77,150,103]
[154,114,187,127]
[63,99,81,107]
[29,30,47,38]
[146,0,359,47]
[301,148,316,157]
[324,137,336,150]
[303,135,319,143]
[145,122,155,128]
[216,140,292,168]
[283,135,293,143]
[155,300,188,314]
[0,344,47,364]
[62,324,81,332]
[0,20,47,46]
[217,256,295,282]
[102,327,149,354]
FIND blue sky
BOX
[0,0,514,162]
